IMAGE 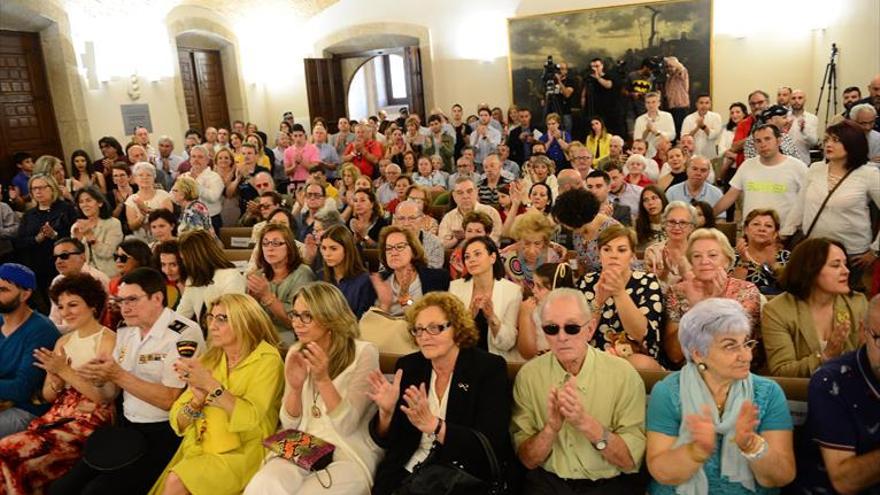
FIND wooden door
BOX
[403,46,425,120]
[0,31,62,183]
[177,47,230,132]
[304,57,346,134]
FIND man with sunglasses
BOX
[48,238,109,332]
[800,294,880,494]
[511,288,647,494]
[52,267,204,494]
[0,263,59,438]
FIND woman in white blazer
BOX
[449,236,523,361]
[245,282,381,495]
[176,230,246,321]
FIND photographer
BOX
[541,57,575,133]
[582,58,624,136]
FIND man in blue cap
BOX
[0,263,60,437]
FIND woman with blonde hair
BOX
[170,176,213,235]
[245,282,381,495]
[664,228,762,370]
[176,230,246,321]
[18,173,77,301]
[151,293,284,495]
[367,292,514,494]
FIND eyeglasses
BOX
[665,220,694,230]
[396,214,422,222]
[542,323,587,336]
[719,339,758,354]
[113,253,130,263]
[306,193,324,199]
[572,155,592,160]
[288,310,313,325]
[206,313,230,325]
[385,242,410,253]
[259,203,275,210]
[30,185,50,192]
[112,294,146,307]
[410,321,451,337]
[261,239,286,248]
[54,251,83,260]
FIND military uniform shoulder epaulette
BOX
[168,319,189,334]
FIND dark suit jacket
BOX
[370,347,514,495]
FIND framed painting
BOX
[508,0,712,135]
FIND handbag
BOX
[394,429,507,495]
[262,429,335,488]
[787,166,856,249]
[358,306,418,355]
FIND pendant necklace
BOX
[311,379,322,418]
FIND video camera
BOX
[542,55,560,95]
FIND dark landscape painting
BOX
[508,0,711,117]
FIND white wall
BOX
[41,0,880,157]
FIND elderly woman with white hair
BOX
[624,153,654,187]
[125,162,173,241]
[644,201,697,288]
[646,298,795,495]
[664,228,762,370]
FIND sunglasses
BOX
[113,253,130,263]
[541,323,587,336]
[54,251,83,260]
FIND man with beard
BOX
[0,263,59,437]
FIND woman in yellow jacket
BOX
[585,116,611,160]
[150,293,284,495]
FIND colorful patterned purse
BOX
[262,429,335,487]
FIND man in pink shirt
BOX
[342,123,383,178]
[283,123,319,186]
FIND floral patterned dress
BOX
[578,270,665,364]
[0,328,114,494]
[665,277,764,370]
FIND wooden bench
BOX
[223,248,253,273]
[219,227,254,249]
[716,221,738,248]
[378,353,809,402]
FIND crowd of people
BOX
[0,71,879,495]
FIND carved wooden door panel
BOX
[0,31,62,183]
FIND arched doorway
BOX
[305,29,428,132]
[347,51,411,122]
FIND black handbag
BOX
[393,429,507,495]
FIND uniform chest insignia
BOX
[138,353,167,364]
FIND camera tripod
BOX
[815,43,839,124]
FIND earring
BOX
[697,362,708,372]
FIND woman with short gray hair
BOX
[646,298,795,495]
[644,201,697,288]
[125,162,173,241]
